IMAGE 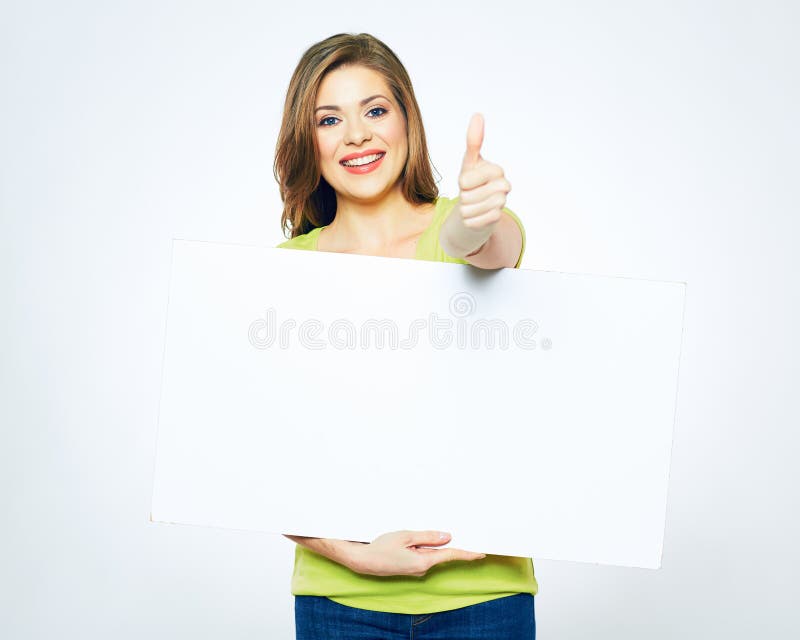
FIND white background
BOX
[1,0,797,637]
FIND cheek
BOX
[315,132,337,162]
[388,120,407,146]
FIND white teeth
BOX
[341,153,384,167]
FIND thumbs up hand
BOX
[459,113,511,230]
[440,113,512,258]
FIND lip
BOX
[339,148,386,163]
[340,152,386,175]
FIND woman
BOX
[274,33,537,639]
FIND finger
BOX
[458,193,507,219]
[428,547,486,566]
[461,113,484,172]
[407,530,451,547]
[466,113,484,164]
[458,177,511,206]
[459,162,504,192]
[463,209,503,229]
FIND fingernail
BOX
[438,532,450,539]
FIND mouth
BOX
[339,151,386,168]
[339,151,386,175]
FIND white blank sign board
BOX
[151,239,686,568]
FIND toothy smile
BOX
[340,152,386,167]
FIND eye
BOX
[317,107,388,128]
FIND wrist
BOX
[440,203,495,258]
[339,540,369,573]
[286,535,367,572]
[465,237,490,257]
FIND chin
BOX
[350,188,391,202]
[339,179,394,198]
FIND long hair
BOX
[274,33,440,238]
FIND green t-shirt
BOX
[276,195,537,614]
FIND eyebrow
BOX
[314,94,390,113]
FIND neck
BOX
[329,184,426,249]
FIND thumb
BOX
[461,113,484,172]
[407,530,451,547]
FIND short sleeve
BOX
[501,206,526,269]
[275,228,319,251]
[415,196,470,264]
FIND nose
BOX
[343,117,371,146]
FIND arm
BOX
[282,534,364,571]
[282,530,485,577]
[440,205,523,269]
[441,113,523,270]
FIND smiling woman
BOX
[273,33,534,639]
[312,68,408,212]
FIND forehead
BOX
[316,65,392,105]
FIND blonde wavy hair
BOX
[274,33,440,238]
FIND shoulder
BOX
[275,227,322,251]
[500,204,526,269]
[414,196,466,264]
[422,196,526,268]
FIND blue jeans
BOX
[295,593,535,639]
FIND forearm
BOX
[282,534,364,570]
[439,201,494,259]
[440,205,523,269]
[463,211,523,269]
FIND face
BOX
[314,64,408,204]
